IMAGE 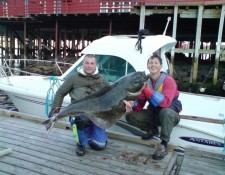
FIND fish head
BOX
[124,71,150,94]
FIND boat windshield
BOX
[64,55,135,83]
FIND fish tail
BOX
[42,117,57,131]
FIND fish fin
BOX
[88,114,119,129]
[42,116,57,131]
[42,118,51,125]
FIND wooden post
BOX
[4,26,9,61]
[81,30,85,50]
[213,5,225,86]
[58,29,62,59]
[37,28,41,60]
[109,17,112,35]
[55,18,59,62]
[63,29,67,59]
[76,29,79,59]
[16,36,19,58]
[24,21,27,67]
[9,29,14,67]
[0,35,2,64]
[192,5,203,83]
[170,5,178,76]
[72,31,75,58]
[139,5,145,30]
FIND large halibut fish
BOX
[42,71,150,131]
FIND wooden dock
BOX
[0,113,177,175]
[1,110,225,175]
[178,146,225,175]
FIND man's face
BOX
[83,56,97,75]
[147,57,162,74]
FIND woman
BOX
[125,54,182,160]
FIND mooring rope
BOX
[45,76,61,116]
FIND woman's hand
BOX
[123,100,134,112]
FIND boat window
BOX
[97,55,135,82]
[64,55,135,83]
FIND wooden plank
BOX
[2,130,143,173]
[0,109,71,129]
[180,115,224,125]
[0,116,174,158]
[0,153,90,175]
[0,119,75,143]
[182,155,225,171]
[0,110,178,151]
[180,146,225,175]
[0,118,155,154]
[0,127,166,175]
[178,170,199,175]
[0,141,133,175]
[185,146,225,159]
[108,132,177,152]
[0,140,103,175]
[0,162,41,175]
[163,152,178,175]
[0,117,151,155]
[180,162,224,175]
[0,115,175,175]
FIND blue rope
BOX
[45,76,61,117]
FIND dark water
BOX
[0,91,18,111]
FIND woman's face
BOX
[147,57,162,74]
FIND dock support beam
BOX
[170,5,178,76]
[9,29,14,66]
[37,28,41,60]
[24,21,27,66]
[139,6,145,30]
[213,5,225,86]
[4,26,9,61]
[109,18,112,35]
[63,29,67,59]
[55,18,59,62]
[192,5,203,83]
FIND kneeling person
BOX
[125,55,182,160]
[48,54,109,156]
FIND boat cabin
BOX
[60,34,176,82]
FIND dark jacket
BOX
[52,68,109,108]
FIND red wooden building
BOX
[0,0,224,17]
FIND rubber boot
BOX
[76,144,85,156]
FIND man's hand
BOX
[48,107,60,118]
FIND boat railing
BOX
[0,59,74,77]
[0,59,74,85]
[0,65,13,85]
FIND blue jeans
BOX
[69,116,107,150]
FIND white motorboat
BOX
[0,33,224,152]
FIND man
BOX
[49,54,109,156]
[125,54,182,160]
